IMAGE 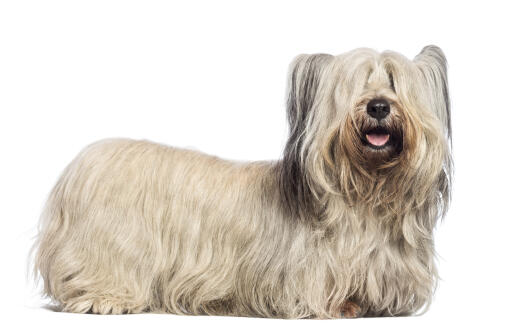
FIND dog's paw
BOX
[339,301,362,318]
[63,296,147,315]
[89,297,129,315]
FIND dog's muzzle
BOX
[364,98,392,147]
[367,98,390,121]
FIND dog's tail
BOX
[29,144,88,304]
[30,176,69,301]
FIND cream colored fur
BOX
[33,46,452,318]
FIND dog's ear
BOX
[415,46,452,214]
[414,45,451,140]
[286,54,332,138]
[281,53,332,219]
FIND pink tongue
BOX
[366,133,390,146]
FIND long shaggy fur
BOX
[33,46,452,318]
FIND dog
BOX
[33,46,452,318]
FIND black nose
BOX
[367,98,390,121]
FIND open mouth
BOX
[363,127,392,149]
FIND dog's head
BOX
[281,46,452,221]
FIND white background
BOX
[1,0,509,334]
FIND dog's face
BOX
[337,47,451,173]
[282,46,452,216]
[345,69,405,168]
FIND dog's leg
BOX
[43,241,155,315]
[36,211,159,314]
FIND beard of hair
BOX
[335,104,415,214]
[310,108,449,245]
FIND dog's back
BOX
[33,138,280,314]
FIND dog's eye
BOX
[389,72,395,92]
